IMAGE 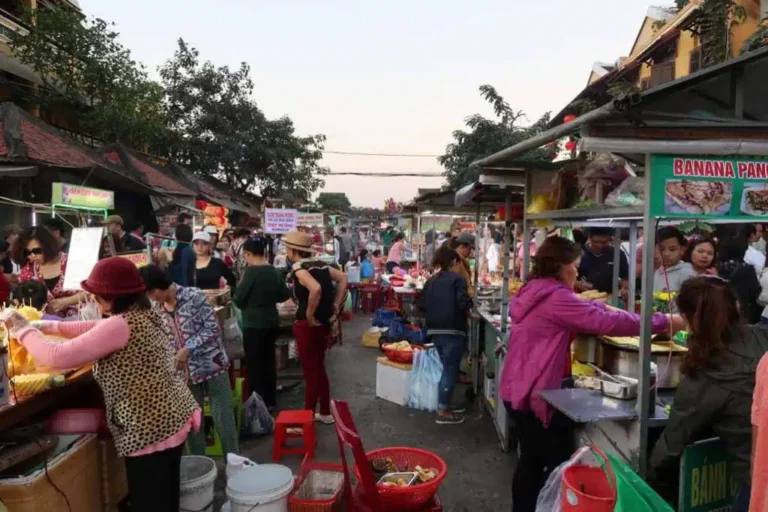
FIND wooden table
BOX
[0,366,98,431]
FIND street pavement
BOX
[214,313,514,511]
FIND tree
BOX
[317,192,351,212]
[438,85,553,189]
[159,40,328,198]
[10,7,167,148]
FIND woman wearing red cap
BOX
[0,257,199,512]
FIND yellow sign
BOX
[117,251,150,268]
[52,183,114,210]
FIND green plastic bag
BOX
[344,292,353,313]
[607,453,674,512]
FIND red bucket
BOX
[561,446,616,512]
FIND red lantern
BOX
[564,114,577,123]
[565,140,577,151]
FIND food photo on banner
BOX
[651,155,768,219]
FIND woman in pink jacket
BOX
[500,236,681,512]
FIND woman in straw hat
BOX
[0,257,199,511]
[284,231,348,424]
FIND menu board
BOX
[650,154,768,220]
[297,212,324,227]
[62,227,103,291]
[264,208,298,234]
[118,251,150,268]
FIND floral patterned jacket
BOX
[156,285,229,385]
[19,253,79,318]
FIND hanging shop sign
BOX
[52,183,115,210]
[650,154,768,220]
[297,212,324,227]
[264,208,298,234]
[420,216,452,235]
[678,437,738,512]
[117,251,150,268]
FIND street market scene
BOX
[0,0,767,511]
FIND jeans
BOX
[243,327,279,408]
[432,334,465,411]
[294,320,331,415]
[505,404,573,512]
[124,444,184,511]
[733,484,750,512]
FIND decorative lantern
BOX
[564,114,577,123]
[565,140,577,152]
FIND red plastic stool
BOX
[273,410,316,461]
[360,285,381,314]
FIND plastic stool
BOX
[273,410,315,461]
[360,285,381,314]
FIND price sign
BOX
[264,208,298,234]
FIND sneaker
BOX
[451,407,467,414]
[315,413,335,425]
[435,412,465,425]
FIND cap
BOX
[103,215,124,226]
[203,225,219,235]
[456,232,476,247]
[192,231,211,244]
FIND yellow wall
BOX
[630,17,660,57]
[732,0,762,55]
[675,30,696,80]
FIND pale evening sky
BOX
[79,0,654,207]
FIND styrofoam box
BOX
[376,361,412,406]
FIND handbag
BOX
[223,305,245,360]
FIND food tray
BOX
[600,376,638,400]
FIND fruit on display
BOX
[508,280,523,296]
[11,373,54,396]
[384,341,413,352]
[577,290,608,302]
[2,306,42,377]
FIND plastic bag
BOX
[373,308,397,327]
[536,446,591,512]
[579,153,633,202]
[242,391,274,437]
[607,452,673,512]
[408,348,442,412]
[605,176,645,207]
[223,306,245,360]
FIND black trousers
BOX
[505,404,573,512]
[124,443,184,511]
[243,327,279,409]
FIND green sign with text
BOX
[650,154,768,220]
[51,182,114,210]
[678,438,738,512]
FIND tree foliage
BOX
[159,40,328,197]
[10,7,167,148]
[438,85,553,189]
[317,192,351,212]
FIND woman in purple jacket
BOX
[500,236,682,512]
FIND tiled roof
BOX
[99,144,195,196]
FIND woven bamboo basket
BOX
[0,434,102,512]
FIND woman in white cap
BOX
[192,231,236,290]
[284,231,347,423]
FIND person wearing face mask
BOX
[0,258,199,511]
[14,226,83,317]
[498,236,684,512]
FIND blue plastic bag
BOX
[373,308,397,327]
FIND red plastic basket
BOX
[382,344,423,364]
[289,458,345,512]
[353,447,447,509]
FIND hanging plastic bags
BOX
[224,305,245,360]
[408,347,443,412]
[536,447,592,511]
[242,391,274,437]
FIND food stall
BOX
[470,46,768,507]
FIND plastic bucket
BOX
[180,456,218,512]
[227,464,294,512]
[561,446,616,512]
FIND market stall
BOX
[471,45,768,508]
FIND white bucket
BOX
[180,456,218,512]
[226,464,294,512]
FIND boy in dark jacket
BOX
[422,246,473,425]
